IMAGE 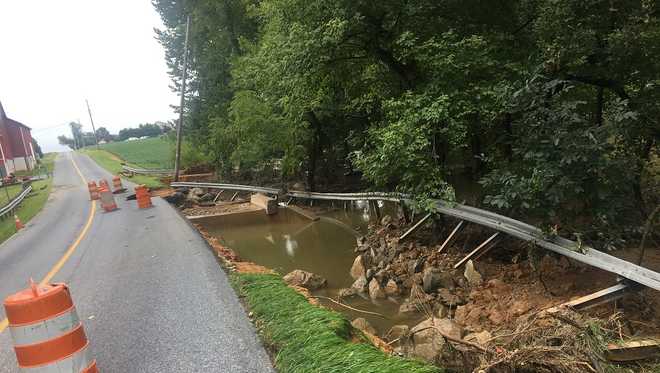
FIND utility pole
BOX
[85,99,100,150]
[173,15,191,182]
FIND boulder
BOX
[464,260,483,286]
[422,267,455,293]
[351,318,377,335]
[386,325,410,342]
[368,278,386,299]
[350,255,366,280]
[464,330,492,346]
[283,270,327,290]
[199,193,214,202]
[410,318,463,362]
[351,275,368,292]
[384,279,399,296]
[190,187,205,196]
[399,300,418,315]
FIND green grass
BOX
[97,137,173,169]
[231,273,441,373]
[80,148,165,188]
[0,177,54,244]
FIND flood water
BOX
[196,202,425,335]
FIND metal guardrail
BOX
[170,182,280,195]
[122,165,173,176]
[0,186,32,218]
[170,181,660,291]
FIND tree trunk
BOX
[305,111,322,192]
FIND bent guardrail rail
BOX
[122,165,173,176]
[170,182,279,195]
[168,181,660,291]
[0,186,33,219]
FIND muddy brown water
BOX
[195,203,426,335]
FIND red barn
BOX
[0,101,37,176]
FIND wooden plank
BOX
[453,232,500,269]
[230,191,239,201]
[545,283,636,313]
[250,193,278,215]
[399,213,432,241]
[606,339,660,362]
[286,205,319,221]
[438,220,465,253]
[213,190,224,203]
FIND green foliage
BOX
[232,273,441,373]
[153,0,660,246]
[81,149,164,188]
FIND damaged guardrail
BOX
[168,181,660,291]
[0,186,32,219]
[122,165,173,176]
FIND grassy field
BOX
[0,153,56,244]
[80,148,165,189]
[231,273,441,373]
[98,137,173,169]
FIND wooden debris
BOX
[399,213,432,241]
[213,190,224,203]
[545,283,638,313]
[454,232,500,269]
[438,220,465,253]
[250,193,278,215]
[606,338,660,362]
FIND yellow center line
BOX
[0,153,96,333]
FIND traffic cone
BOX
[87,181,100,200]
[112,176,124,194]
[3,280,98,372]
[14,215,23,230]
[99,185,118,212]
[98,179,110,190]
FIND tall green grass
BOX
[80,149,164,188]
[232,273,441,373]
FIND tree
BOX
[57,135,75,150]
[95,127,111,142]
[31,138,43,158]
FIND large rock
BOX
[351,318,377,335]
[350,255,366,280]
[410,318,463,362]
[464,260,483,286]
[384,279,399,296]
[283,270,327,290]
[368,278,386,299]
[386,325,410,341]
[351,275,368,292]
[422,268,455,293]
[190,187,205,196]
[464,330,492,346]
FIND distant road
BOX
[0,152,273,372]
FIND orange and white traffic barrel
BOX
[3,281,98,372]
[111,176,123,193]
[98,185,117,212]
[134,185,152,209]
[98,179,109,191]
[14,215,24,231]
[87,182,99,201]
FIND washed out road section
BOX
[0,152,273,372]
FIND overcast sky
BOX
[0,1,179,152]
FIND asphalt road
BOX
[0,152,274,372]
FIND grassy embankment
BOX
[80,137,173,189]
[0,153,56,244]
[231,273,441,373]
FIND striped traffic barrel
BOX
[98,185,117,212]
[87,182,99,201]
[98,179,109,191]
[111,176,123,193]
[134,185,152,209]
[3,282,97,372]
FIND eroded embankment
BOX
[193,224,441,373]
